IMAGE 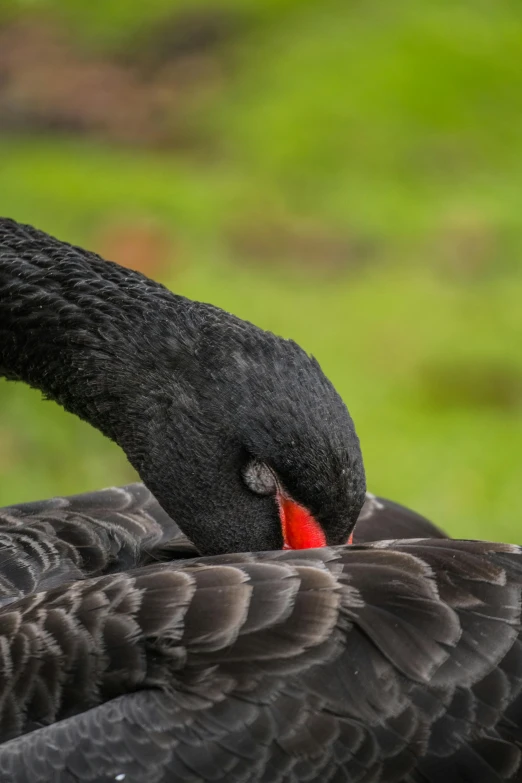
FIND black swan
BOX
[0,218,519,783]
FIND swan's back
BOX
[0,488,520,782]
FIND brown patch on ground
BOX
[94,218,178,279]
[0,428,22,472]
[419,358,522,412]
[433,209,500,281]
[227,212,378,279]
[0,11,237,149]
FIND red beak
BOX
[277,492,354,550]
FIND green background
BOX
[1,0,521,542]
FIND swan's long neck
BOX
[0,218,199,450]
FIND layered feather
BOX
[0,489,517,783]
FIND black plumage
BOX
[0,217,365,555]
[353,492,448,544]
[0,493,518,783]
[0,217,520,782]
[0,483,448,594]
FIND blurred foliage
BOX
[0,0,521,542]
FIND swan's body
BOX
[0,218,520,782]
[0,488,517,783]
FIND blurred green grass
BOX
[1,0,521,542]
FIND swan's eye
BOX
[242,460,277,496]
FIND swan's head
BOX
[127,309,366,556]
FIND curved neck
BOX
[0,218,201,451]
